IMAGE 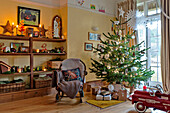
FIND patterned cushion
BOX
[62,68,83,82]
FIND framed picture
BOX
[88,32,101,41]
[10,43,24,52]
[33,31,39,37]
[18,6,40,27]
[19,46,29,53]
[84,43,93,51]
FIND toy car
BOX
[132,84,170,113]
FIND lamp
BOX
[91,26,99,31]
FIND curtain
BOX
[161,0,170,92]
[117,0,137,46]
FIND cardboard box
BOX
[47,61,62,69]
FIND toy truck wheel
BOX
[135,102,147,113]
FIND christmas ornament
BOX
[0,21,15,34]
[105,54,109,59]
[114,21,119,25]
[131,67,137,72]
[118,7,125,17]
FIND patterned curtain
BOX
[117,0,137,46]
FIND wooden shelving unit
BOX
[0,53,31,55]
[0,35,66,88]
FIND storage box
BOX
[34,79,52,89]
[0,82,25,94]
[47,61,62,69]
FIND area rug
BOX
[86,100,124,109]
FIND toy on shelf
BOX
[41,43,47,53]
[132,84,170,113]
[50,47,65,53]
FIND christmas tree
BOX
[89,18,154,87]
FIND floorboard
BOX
[0,91,166,113]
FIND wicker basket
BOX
[0,82,25,94]
[34,79,52,89]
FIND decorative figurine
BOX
[41,43,47,53]
[41,24,48,37]
[0,21,16,34]
[18,20,25,36]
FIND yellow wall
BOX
[0,0,114,82]
[0,0,63,83]
[68,7,113,81]
[0,0,65,67]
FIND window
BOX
[137,0,161,82]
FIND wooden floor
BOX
[0,91,166,113]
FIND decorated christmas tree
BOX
[89,18,154,87]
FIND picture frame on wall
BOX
[88,32,101,41]
[84,43,93,51]
[18,6,40,27]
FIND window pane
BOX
[151,67,158,81]
[147,20,161,82]
[148,1,157,15]
[137,3,144,17]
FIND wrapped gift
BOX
[96,94,103,100]
[92,86,100,95]
[96,94,111,101]
[104,94,111,100]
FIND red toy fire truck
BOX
[132,84,170,113]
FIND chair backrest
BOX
[60,58,87,83]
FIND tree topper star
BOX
[118,7,125,17]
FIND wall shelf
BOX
[0,35,66,89]
[33,53,66,55]
[0,35,66,42]
[0,34,29,41]
[0,72,31,77]
[33,38,66,42]
[0,53,31,55]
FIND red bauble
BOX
[143,86,147,90]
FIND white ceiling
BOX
[12,0,119,8]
